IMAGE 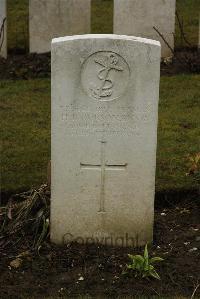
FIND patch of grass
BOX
[91,0,113,34]
[157,74,200,192]
[7,0,29,52]
[175,0,199,48]
[6,0,199,52]
[0,79,50,193]
[1,75,200,194]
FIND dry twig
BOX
[191,282,200,299]
[0,184,50,251]
[0,17,6,52]
[176,11,192,47]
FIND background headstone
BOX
[51,34,161,247]
[114,0,176,58]
[29,0,91,53]
[0,0,7,58]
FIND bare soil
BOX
[0,194,199,298]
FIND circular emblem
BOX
[81,51,130,102]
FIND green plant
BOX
[124,244,164,280]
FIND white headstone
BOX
[114,0,176,58]
[0,0,7,58]
[51,34,161,247]
[29,0,91,54]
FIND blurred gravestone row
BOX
[0,0,181,59]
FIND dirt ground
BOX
[0,193,199,298]
[0,48,199,80]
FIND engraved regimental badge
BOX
[81,51,130,102]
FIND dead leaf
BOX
[10,258,22,269]
[7,206,12,220]
[16,250,30,258]
[180,208,190,214]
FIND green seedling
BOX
[124,244,164,280]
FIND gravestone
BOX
[114,0,176,58]
[51,34,161,247]
[0,0,7,58]
[29,0,91,53]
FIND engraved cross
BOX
[80,141,127,213]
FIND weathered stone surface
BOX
[0,0,7,58]
[51,34,161,247]
[29,0,91,53]
[114,0,176,57]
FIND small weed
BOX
[186,152,200,183]
[123,244,164,280]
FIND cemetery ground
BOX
[1,65,200,297]
[0,189,199,298]
[0,0,200,298]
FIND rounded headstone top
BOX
[52,34,161,47]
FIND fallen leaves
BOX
[10,258,22,269]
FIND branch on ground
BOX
[0,18,6,52]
